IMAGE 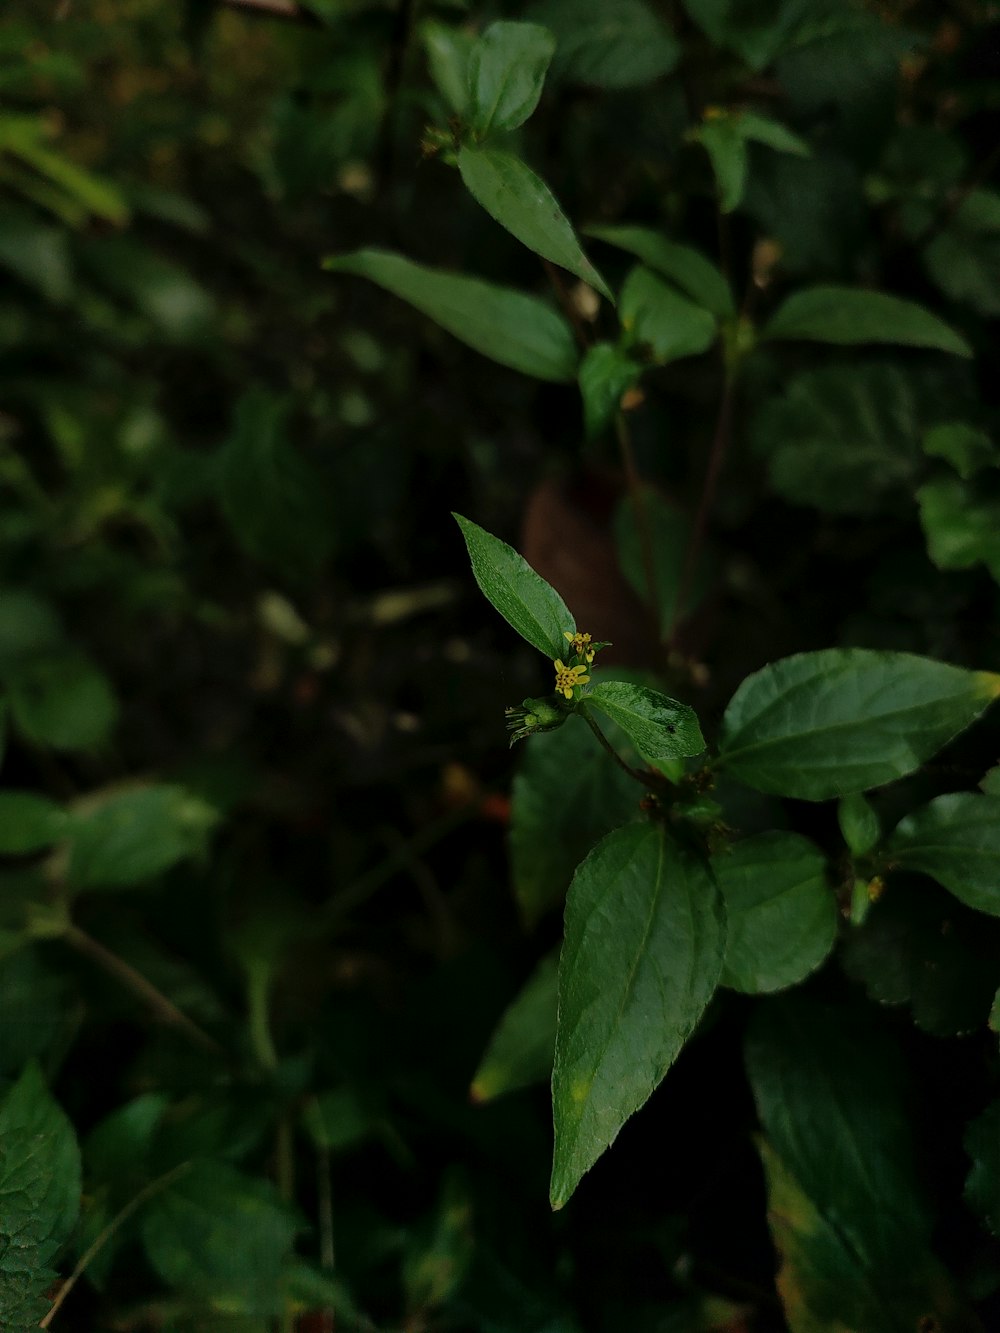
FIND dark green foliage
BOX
[3,1,1000,1328]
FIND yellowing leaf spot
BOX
[570,1078,591,1104]
[978,672,1000,700]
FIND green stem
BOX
[615,411,661,637]
[581,707,658,788]
[322,799,478,930]
[40,1162,192,1328]
[65,925,223,1056]
[246,961,295,1333]
[669,369,736,647]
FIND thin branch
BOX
[669,370,736,647]
[322,799,477,929]
[65,926,223,1056]
[615,411,661,634]
[41,1162,192,1328]
[581,707,657,788]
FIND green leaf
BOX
[0,790,66,853]
[0,1062,81,1332]
[718,649,1000,800]
[838,792,880,856]
[737,111,810,158]
[923,422,997,480]
[887,792,1000,917]
[842,878,1000,1038]
[325,249,578,382]
[422,20,474,117]
[918,476,1000,584]
[696,118,747,213]
[142,1159,299,1314]
[471,949,558,1103]
[219,389,334,580]
[924,188,1000,317]
[526,0,679,89]
[551,824,725,1207]
[578,342,641,440]
[585,680,705,766]
[67,784,219,892]
[761,362,978,515]
[619,266,717,363]
[613,488,713,634]
[511,715,641,926]
[457,145,612,300]
[454,513,575,659]
[586,225,735,317]
[8,651,118,750]
[966,1101,1000,1238]
[714,832,836,994]
[750,363,926,515]
[0,591,62,675]
[466,21,555,137]
[982,767,1000,797]
[747,997,968,1331]
[764,285,972,356]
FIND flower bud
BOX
[504,695,568,747]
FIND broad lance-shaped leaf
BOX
[747,997,971,1331]
[457,146,612,301]
[585,680,704,766]
[454,513,575,659]
[470,949,558,1103]
[619,265,717,363]
[0,1062,81,1332]
[764,285,972,357]
[714,832,836,995]
[466,21,555,137]
[586,224,734,317]
[718,649,1000,801]
[324,250,578,383]
[888,792,1000,917]
[965,1100,1000,1238]
[551,824,725,1208]
[511,716,641,927]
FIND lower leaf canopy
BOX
[747,998,975,1332]
[550,823,725,1208]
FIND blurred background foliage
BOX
[1,0,1000,1330]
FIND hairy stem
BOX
[615,412,661,635]
[669,370,736,647]
[40,1162,192,1328]
[581,708,657,788]
[64,925,223,1056]
[246,962,296,1333]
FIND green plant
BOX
[3,1,1000,1330]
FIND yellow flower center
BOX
[553,659,590,699]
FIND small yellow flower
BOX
[553,659,590,699]
[563,631,593,659]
